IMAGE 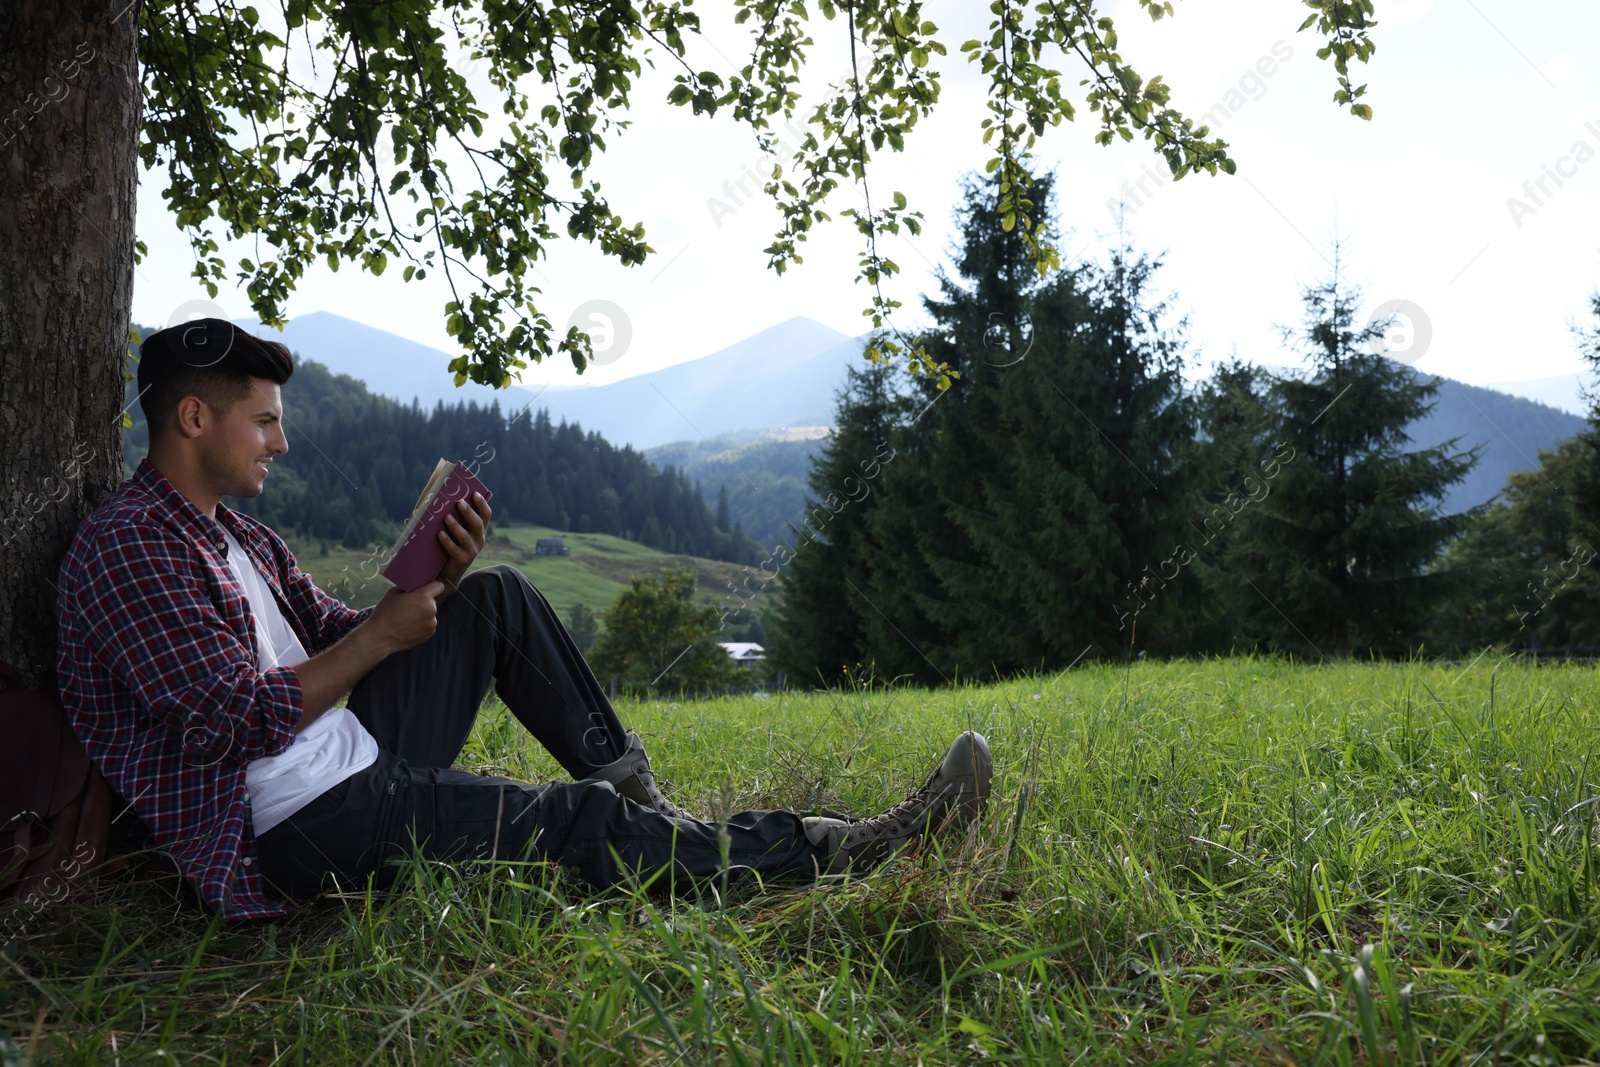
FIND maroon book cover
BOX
[381,460,493,592]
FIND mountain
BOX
[239,311,552,416]
[1408,375,1586,514]
[1483,372,1589,417]
[243,311,854,450]
[524,318,853,448]
[645,431,832,551]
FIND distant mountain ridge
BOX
[240,311,552,415]
[247,311,856,449]
[1409,375,1586,515]
[1483,372,1589,417]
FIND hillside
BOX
[284,523,770,642]
[17,660,1600,1063]
[1409,375,1587,514]
[644,431,830,550]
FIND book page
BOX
[389,458,453,557]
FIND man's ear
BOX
[173,395,210,439]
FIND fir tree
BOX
[1226,243,1477,657]
[961,241,1199,662]
[1425,443,1600,654]
[1184,359,1274,651]
[1442,289,1600,653]
[764,360,905,687]
[853,175,1201,678]
[773,171,1202,684]
[1564,287,1600,539]
[851,172,1041,684]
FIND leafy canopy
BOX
[587,566,737,694]
[138,0,1377,390]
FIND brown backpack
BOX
[1,660,117,903]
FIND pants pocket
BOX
[366,774,414,890]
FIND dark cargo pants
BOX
[255,565,825,899]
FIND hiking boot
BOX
[589,731,685,819]
[803,731,992,873]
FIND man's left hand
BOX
[436,491,493,601]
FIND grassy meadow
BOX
[5,657,1600,1064]
[284,522,776,621]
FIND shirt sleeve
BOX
[66,524,305,767]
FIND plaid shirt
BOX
[55,458,373,918]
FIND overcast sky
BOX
[129,0,1600,394]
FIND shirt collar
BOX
[131,456,252,556]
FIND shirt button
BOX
[242,857,254,867]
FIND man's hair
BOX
[137,319,294,438]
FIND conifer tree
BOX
[1564,288,1600,536]
[771,173,1202,684]
[1183,359,1274,650]
[978,242,1199,661]
[852,173,1049,684]
[1226,245,1477,657]
[1425,440,1600,654]
[852,174,1203,677]
[565,602,600,655]
[763,360,905,687]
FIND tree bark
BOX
[0,1,141,687]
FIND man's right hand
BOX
[291,580,446,729]
[365,581,447,655]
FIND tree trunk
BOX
[0,1,141,687]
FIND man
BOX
[55,319,991,919]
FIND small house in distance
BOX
[719,642,765,669]
[534,537,570,557]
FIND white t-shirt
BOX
[219,527,378,835]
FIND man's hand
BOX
[437,491,492,602]
[367,581,447,653]
[293,580,444,727]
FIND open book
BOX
[381,459,494,592]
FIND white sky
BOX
[130,0,1600,392]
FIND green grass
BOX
[285,522,774,623]
[6,657,1600,1064]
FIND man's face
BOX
[196,378,287,499]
